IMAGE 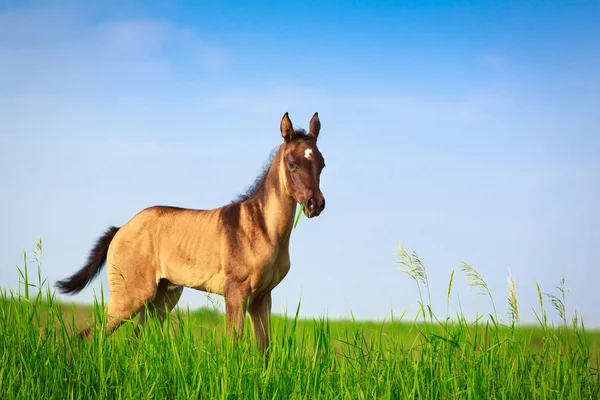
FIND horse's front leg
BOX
[248,292,272,357]
[223,279,250,340]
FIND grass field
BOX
[1,241,598,399]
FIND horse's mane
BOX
[231,129,309,203]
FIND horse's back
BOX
[104,202,290,297]
[106,205,226,293]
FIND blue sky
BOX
[1,0,599,325]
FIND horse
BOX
[56,112,326,355]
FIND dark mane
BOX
[231,147,277,203]
[290,128,308,140]
[231,129,310,203]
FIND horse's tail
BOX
[56,226,120,295]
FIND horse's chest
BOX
[252,256,291,294]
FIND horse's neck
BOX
[256,153,297,241]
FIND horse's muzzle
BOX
[304,195,325,218]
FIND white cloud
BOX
[0,8,229,93]
[213,84,514,124]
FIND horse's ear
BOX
[308,112,320,141]
[280,112,294,142]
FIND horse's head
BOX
[279,112,326,218]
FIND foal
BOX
[57,112,326,355]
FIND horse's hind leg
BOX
[78,297,147,341]
[78,269,158,340]
[138,279,183,331]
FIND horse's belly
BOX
[192,270,226,295]
[162,261,226,295]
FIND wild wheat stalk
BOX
[459,261,498,322]
[545,277,567,328]
[446,270,455,319]
[536,282,547,328]
[396,243,428,286]
[410,249,432,312]
[396,243,432,322]
[506,270,519,326]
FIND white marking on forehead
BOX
[304,149,313,160]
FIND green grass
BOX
[1,241,598,399]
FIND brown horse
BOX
[56,112,326,355]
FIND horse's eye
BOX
[288,161,296,169]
